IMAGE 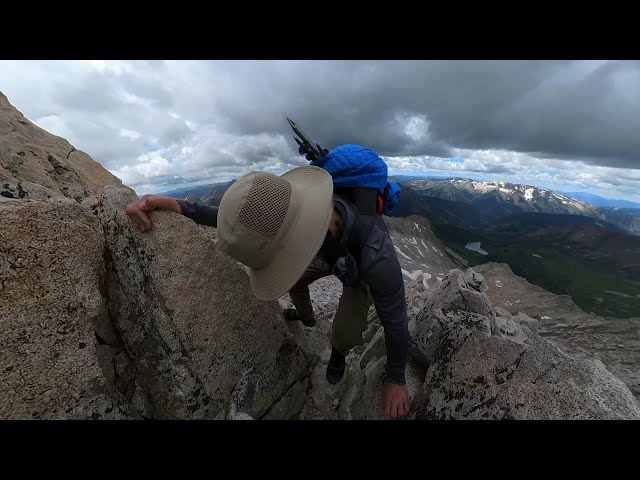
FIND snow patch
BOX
[524,188,535,201]
[470,181,496,193]
[532,253,543,258]
[541,316,552,320]
[394,246,412,261]
[605,290,633,298]
[401,268,424,281]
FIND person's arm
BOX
[359,217,410,419]
[125,195,219,232]
[176,200,219,227]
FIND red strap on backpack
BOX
[376,193,383,215]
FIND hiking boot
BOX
[282,308,316,327]
[326,346,346,385]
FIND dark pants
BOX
[288,254,373,356]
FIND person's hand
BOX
[125,194,157,233]
[382,382,409,420]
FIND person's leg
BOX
[286,254,331,327]
[327,280,373,383]
[331,280,373,354]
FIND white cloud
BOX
[111,154,172,186]
[34,114,75,142]
[118,128,142,140]
[86,60,135,76]
[118,90,154,108]
[400,113,430,142]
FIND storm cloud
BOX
[0,60,638,200]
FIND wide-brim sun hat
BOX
[217,166,334,301]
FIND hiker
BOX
[125,148,409,420]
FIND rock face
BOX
[1,90,313,420]
[98,184,311,419]
[0,198,133,419]
[383,214,456,288]
[280,267,640,420]
[0,92,130,418]
[2,89,639,420]
[0,91,118,203]
[409,270,640,419]
[475,262,640,404]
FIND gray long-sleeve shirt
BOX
[177,196,409,384]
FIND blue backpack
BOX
[310,144,401,216]
[286,119,401,279]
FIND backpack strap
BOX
[332,188,380,272]
[330,188,379,265]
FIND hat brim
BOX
[247,166,334,301]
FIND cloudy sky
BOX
[1,60,639,201]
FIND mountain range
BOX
[596,207,640,236]
[157,179,236,205]
[407,177,598,217]
[558,191,640,209]
[377,177,640,318]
